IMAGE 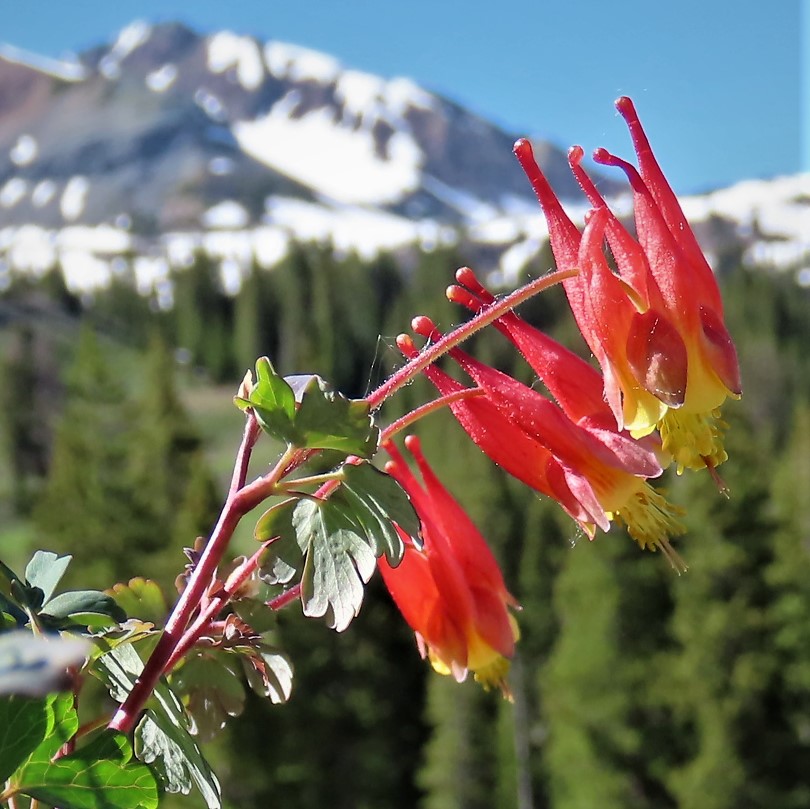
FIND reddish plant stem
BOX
[163,542,272,673]
[364,268,576,410]
[229,414,261,497]
[266,583,302,611]
[108,422,293,735]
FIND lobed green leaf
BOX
[107,579,168,627]
[338,461,420,563]
[238,357,297,443]
[295,498,377,632]
[43,590,127,624]
[291,375,379,457]
[171,653,245,742]
[255,498,300,584]
[97,644,222,808]
[25,551,72,605]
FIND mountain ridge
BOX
[0,20,807,295]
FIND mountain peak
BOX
[2,20,803,296]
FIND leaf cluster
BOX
[0,693,158,809]
[235,358,379,457]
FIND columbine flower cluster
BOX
[380,98,741,692]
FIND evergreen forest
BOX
[2,239,810,809]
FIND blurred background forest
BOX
[2,235,810,809]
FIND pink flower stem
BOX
[379,388,484,443]
[108,424,297,735]
[364,268,576,410]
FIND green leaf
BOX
[25,692,79,764]
[107,579,168,626]
[0,696,51,782]
[255,498,301,585]
[16,731,158,809]
[25,551,72,605]
[79,729,131,764]
[241,357,297,442]
[339,461,420,563]
[0,611,19,631]
[43,591,127,624]
[0,632,90,696]
[0,591,27,626]
[136,708,222,808]
[171,653,245,742]
[294,498,377,632]
[292,375,379,457]
[232,600,279,635]
[10,577,44,611]
[240,644,293,704]
[97,644,222,808]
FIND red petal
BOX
[615,96,723,313]
[699,306,743,396]
[576,415,663,478]
[625,309,688,407]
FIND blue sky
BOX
[2,0,803,194]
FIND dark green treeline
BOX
[1,244,810,809]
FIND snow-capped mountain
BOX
[0,20,807,296]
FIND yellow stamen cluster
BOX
[473,655,514,701]
[615,483,688,573]
[658,408,728,474]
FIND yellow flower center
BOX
[614,482,687,572]
[473,655,513,701]
[658,407,728,474]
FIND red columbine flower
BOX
[396,333,597,531]
[410,317,686,568]
[378,436,519,695]
[513,98,741,475]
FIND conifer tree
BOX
[34,325,138,587]
[418,676,495,809]
[762,401,810,806]
[661,405,778,809]
[0,325,52,513]
[541,534,642,809]
[172,252,235,380]
[128,331,221,585]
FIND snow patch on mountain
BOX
[194,88,226,121]
[99,21,151,80]
[0,179,27,208]
[10,135,38,167]
[113,21,152,59]
[264,42,340,83]
[0,43,87,81]
[31,181,56,208]
[202,200,250,229]
[207,31,265,91]
[235,109,423,206]
[681,174,810,270]
[146,63,178,92]
[421,175,496,224]
[60,177,89,221]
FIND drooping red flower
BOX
[395,333,596,531]
[512,98,741,475]
[409,317,686,568]
[378,436,519,694]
